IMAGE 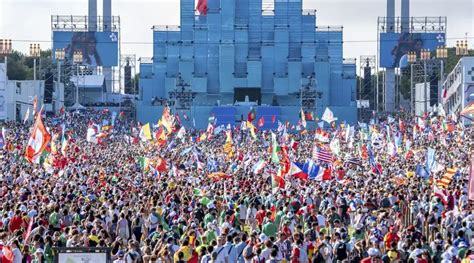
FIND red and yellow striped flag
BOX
[437,168,456,188]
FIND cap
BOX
[368,248,380,257]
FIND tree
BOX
[5,49,52,80]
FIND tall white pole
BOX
[76,64,80,106]
[33,58,37,81]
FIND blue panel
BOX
[211,107,236,126]
[288,62,302,94]
[165,77,176,96]
[219,45,235,93]
[274,78,289,95]
[315,62,330,106]
[261,46,274,93]
[193,78,207,93]
[247,61,262,87]
[274,29,289,77]
[256,107,281,130]
[179,61,194,82]
[166,45,179,76]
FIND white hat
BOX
[259,233,268,242]
[368,248,380,257]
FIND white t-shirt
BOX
[238,205,247,220]
[12,248,22,263]
[214,245,229,263]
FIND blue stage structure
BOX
[137,0,357,129]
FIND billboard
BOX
[380,32,446,68]
[53,31,119,66]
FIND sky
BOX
[1,0,473,68]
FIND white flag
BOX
[322,107,337,124]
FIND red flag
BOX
[247,108,256,122]
[25,113,52,163]
[271,115,276,124]
[361,144,368,160]
[2,245,13,262]
[196,0,207,15]
[257,117,265,128]
[155,157,167,172]
[305,112,314,121]
[155,127,167,146]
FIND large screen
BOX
[53,31,119,66]
[380,32,446,68]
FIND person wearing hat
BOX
[361,247,382,263]
[113,250,125,263]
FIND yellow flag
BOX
[246,121,257,139]
[140,123,152,141]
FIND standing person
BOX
[11,240,23,263]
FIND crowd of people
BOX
[0,108,472,263]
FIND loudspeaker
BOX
[44,73,54,104]
[124,65,133,94]
[430,74,439,107]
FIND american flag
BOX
[316,148,334,163]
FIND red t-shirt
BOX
[9,216,22,232]
[256,210,266,226]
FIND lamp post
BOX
[29,44,41,80]
[72,51,83,109]
[420,49,431,113]
[55,48,65,113]
[456,40,469,56]
[0,39,12,78]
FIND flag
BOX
[247,121,257,139]
[272,169,286,190]
[344,157,362,167]
[433,185,449,205]
[24,107,30,124]
[208,172,231,181]
[0,127,5,148]
[155,126,167,146]
[193,188,205,197]
[207,159,218,172]
[161,106,174,133]
[289,162,308,181]
[437,168,456,188]
[60,133,68,156]
[271,115,276,124]
[196,0,207,15]
[300,108,307,128]
[306,111,314,121]
[139,123,152,141]
[271,132,280,163]
[253,159,266,175]
[247,108,256,122]
[322,107,337,124]
[469,155,474,201]
[329,138,340,156]
[24,217,34,244]
[177,126,186,139]
[87,125,101,144]
[426,148,436,173]
[25,113,51,163]
[50,133,58,155]
[315,128,330,143]
[312,145,318,160]
[183,112,189,121]
[32,95,38,116]
[316,148,334,163]
[257,116,265,128]
[223,130,234,158]
[311,165,332,181]
[460,102,474,118]
[139,157,150,172]
[155,157,167,172]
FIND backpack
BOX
[335,242,347,260]
[313,244,326,263]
